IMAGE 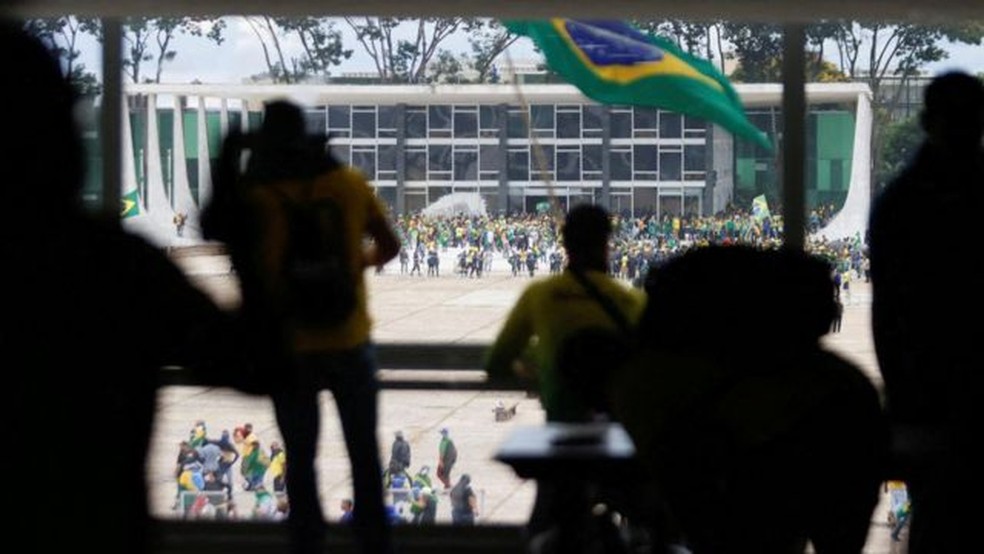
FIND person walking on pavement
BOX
[436,427,458,490]
[389,430,411,473]
[450,474,478,525]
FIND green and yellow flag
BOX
[121,189,140,218]
[751,194,771,221]
[504,19,771,151]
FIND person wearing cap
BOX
[436,428,458,489]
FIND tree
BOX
[428,49,467,83]
[633,19,728,73]
[82,17,226,84]
[343,17,479,83]
[466,19,519,83]
[723,23,784,83]
[246,16,352,84]
[828,22,984,191]
[277,17,352,80]
[23,17,101,97]
[151,18,226,83]
[877,115,923,187]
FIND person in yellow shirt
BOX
[203,100,400,554]
[485,204,645,423]
[485,204,646,544]
[268,441,287,494]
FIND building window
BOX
[429,105,452,138]
[429,144,452,180]
[611,146,632,180]
[480,105,501,138]
[660,149,683,180]
[352,146,376,180]
[583,105,605,139]
[557,105,581,139]
[684,144,706,172]
[556,145,581,182]
[378,144,397,181]
[633,144,658,180]
[454,107,478,138]
[684,115,706,139]
[454,146,478,181]
[406,146,426,180]
[660,112,682,139]
[304,108,326,135]
[480,144,500,180]
[508,106,528,139]
[406,107,427,139]
[611,108,632,139]
[530,144,554,181]
[583,144,602,180]
[507,148,529,181]
[328,105,351,138]
[633,107,658,138]
[377,105,397,139]
[531,104,555,139]
[352,107,376,139]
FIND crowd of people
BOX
[170,420,481,527]
[388,206,867,290]
[14,15,979,552]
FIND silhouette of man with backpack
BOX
[203,99,400,554]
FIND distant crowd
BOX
[390,203,866,285]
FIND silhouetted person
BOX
[485,204,646,423]
[485,204,646,549]
[1,22,231,554]
[869,71,984,554]
[202,99,400,554]
[612,246,887,553]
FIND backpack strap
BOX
[569,269,632,335]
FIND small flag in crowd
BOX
[751,194,771,221]
[503,19,772,151]
[121,189,140,218]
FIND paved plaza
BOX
[154,248,904,552]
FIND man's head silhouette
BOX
[920,71,984,153]
[562,203,612,271]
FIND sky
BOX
[74,17,984,86]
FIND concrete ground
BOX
[155,248,906,552]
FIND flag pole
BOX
[505,50,565,230]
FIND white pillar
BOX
[197,96,213,208]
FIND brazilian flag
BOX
[121,189,140,218]
[752,194,771,221]
[504,19,771,151]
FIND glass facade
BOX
[120,88,859,219]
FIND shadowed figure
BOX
[202,99,400,554]
[485,204,648,552]
[0,22,231,554]
[869,71,984,553]
[612,245,888,553]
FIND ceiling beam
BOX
[5,0,984,23]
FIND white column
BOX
[171,95,200,237]
[197,96,213,208]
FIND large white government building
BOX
[90,82,872,246]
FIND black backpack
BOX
[275,182,356,329]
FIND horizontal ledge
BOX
[159,342,531,391]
